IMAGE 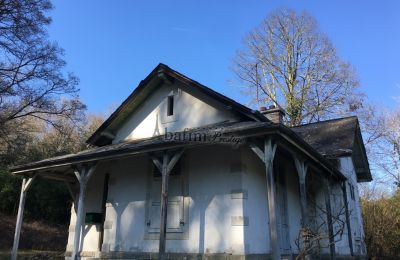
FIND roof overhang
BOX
[351,126,372,182]
[10,122,346,182]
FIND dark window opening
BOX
[167,95,174,116]
[348,183,355,200]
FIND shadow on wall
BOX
[187,145,246,255]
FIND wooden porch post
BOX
[294,158,309,227]
[323,178,336,260]
[159,152,169,259]
[72,164,97,260]
[294,157,312,258]
[250,138,279,260]
[341,181,354,256]
[11,176,36,260]
[151,149,184,260]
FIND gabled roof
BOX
[292,116,372,182]
[87,63,268,146]
[9,64,372,184]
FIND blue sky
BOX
[49,1,400,114]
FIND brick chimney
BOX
[259,105,285,124]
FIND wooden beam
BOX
[99,173,110,251]
[249,139,280,259]
[264,138,280,260]
[65,182,78,202]
[275,136,345,181]
[151,156,163,173]
[155,149,185,260]
[39,172,76,183]
[294,157,309,227]
[249,142,265,163]
[159,152,169,260]
[324,179,336,260]
[166,149,184,173]
[72,163,98,260]
[342,181,354,256]
[11,175,36,260]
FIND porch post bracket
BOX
[249,138,280,260]
[71,163,98,260]
[151,155,163,173]
[65,182,79,212]
[65,182,78,202]
[11,174,37,260]
[294,157,311,256]
[323,178,336,260]
[294,157,309,226]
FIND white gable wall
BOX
[339,156,367,255]
[113,83,240,143]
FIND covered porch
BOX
[10,122,352,260]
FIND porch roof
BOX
[10,120,347,181]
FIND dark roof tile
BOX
[291,116,358,157]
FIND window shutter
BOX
[147,174,184,233]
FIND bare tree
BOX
[232,9,360,126]
[353,98,400,190]
[0,0,85,141]
[368,106,400,188]
[295,199,347,259]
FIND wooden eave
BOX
[352,126,372,182]
[10,122,346,182]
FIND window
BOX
[161,91,179,124]
[348,183,355,200]
[167,95,174,116]
[145,159,188,239]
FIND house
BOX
[10,64,371,260]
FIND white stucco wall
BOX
[66,162,109,253]
[330,182,351,255]
[339,156,367,255]
[113,83,239,143]
[282,161,302,253]
[66,145,283,255]
[103,145,273,254]
[65,148,361,257]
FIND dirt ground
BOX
[0,212,68,252]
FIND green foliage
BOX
[0,166,21,215]
[25,179,72,224]
[361,191,400,258]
